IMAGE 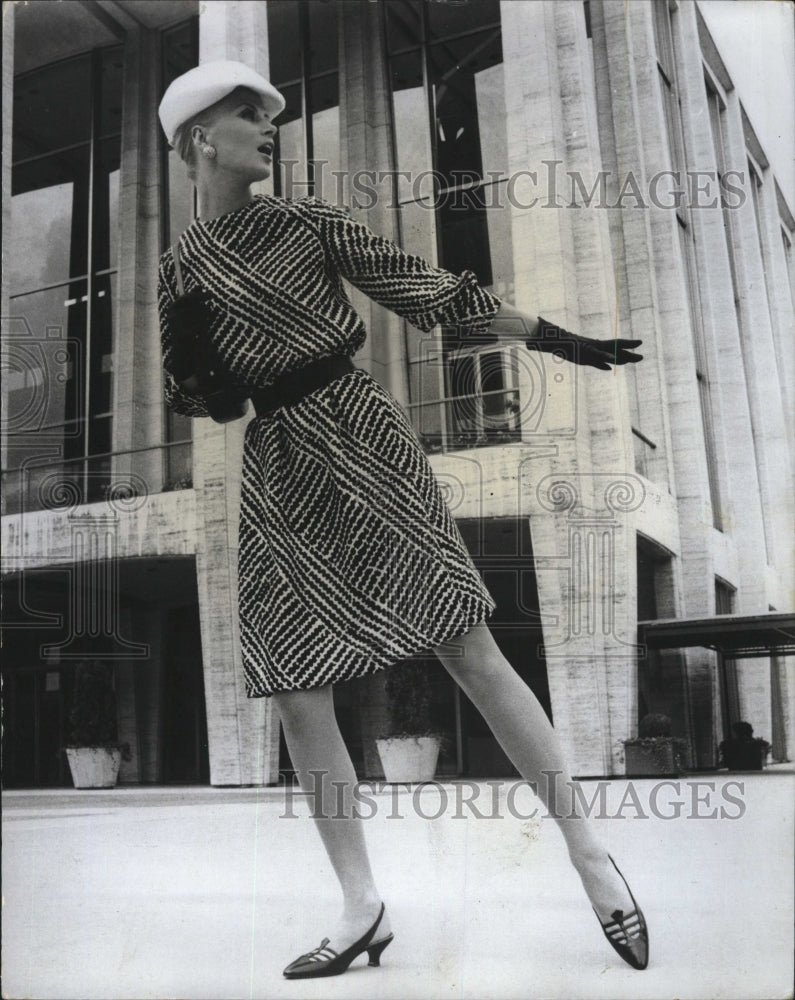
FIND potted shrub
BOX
[623,713,688,777]
[719,721,771,771]
[376,657,443,783]
[64,660,131,788]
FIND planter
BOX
[65,746,122,788]
[721,742,765,771]
[376,736,441,783]
[624,739,678,777]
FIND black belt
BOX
[250,354,356,418]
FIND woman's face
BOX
[199,87,278,183]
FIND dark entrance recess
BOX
[1,571,78,788]
[1,559,210,787]
[161,605,210,784]
[457,516,550,776]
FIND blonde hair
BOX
[173,111,208,182]
[171,86,261,183]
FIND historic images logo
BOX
[279,771,747,822]
[2,315,149,660]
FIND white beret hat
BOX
[158,60,286,146]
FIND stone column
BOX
[338,0,409,408]
[596,0,730,766]
[189,1,280,785]
[501,1,638,775]
[115,26,164,495]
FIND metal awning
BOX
[638,612,795,659]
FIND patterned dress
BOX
[158,195,501,697]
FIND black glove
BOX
[528,316,643,370]
[166,289,221,387]
[166,289,249,423]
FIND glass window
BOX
[386,0,511,453]
[160,20,199,480]
[311,74,341,200]
[426,0,500,43]
[385,1,423,54]
[161,20,198,245]
[650,3,723,520]
[387,2,508,291]
[98,48,125,139]
[267,0,340,201]
[391,48,431,204]
[9,146,90,291]
[266,0,302,87]
[705,77,740,305]
[9,48,122,514]
[12,56,92,161]
[94,138,121,273]
[5,282,87,432]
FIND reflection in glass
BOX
[385,1,514,457]
[162,20,198,244]
[89,414,112,458]
[10,146,90,291]
[98,48,124,138]
[308,0,338,77]
[268,1,339,200]
[266,0,302,88]
[426,0,500,42]
[162,20,198,91]
[385,0,423,54]
[108,166,120,271]
[89,273,115,418]
[12,56,92,161]
[167,148,194,245]
[391,49,432,204]
[311,74,340,202]
[10,47,124,513]
[160,19,198,489]
[94,137,121,272]
[6,282,87,432]
[429,30,504,287]
[165,436,192,490]
[275,83,307,198]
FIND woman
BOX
[157,61,648,980]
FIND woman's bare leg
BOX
[273,685,392,948]
[432,624,634,921]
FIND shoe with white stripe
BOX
[593,856,649,970]
[282,902,393,979]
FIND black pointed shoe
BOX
[282,903,393,979]
[593,856,649,970]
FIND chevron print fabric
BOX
[158,195,501,696]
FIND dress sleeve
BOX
[158,252,211,418]
[293,197,502,340]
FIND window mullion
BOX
[300,0,314,195]
[83,49,101,485]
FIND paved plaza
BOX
[3,770,793,999]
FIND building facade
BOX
[2,0,793,787]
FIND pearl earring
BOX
[202,144,217,159]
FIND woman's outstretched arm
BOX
[488,299,643,370]
[296,198,642,370]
